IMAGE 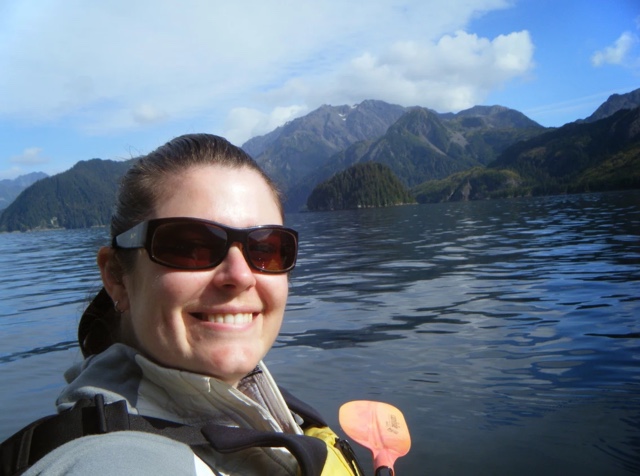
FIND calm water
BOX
[1,191,639,475]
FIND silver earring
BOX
[113,300,124,314]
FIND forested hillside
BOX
[0,159,132,231]
[413,167,523,203]
[489,106,640,194]
[307,162,414,211]
[413,106,640,202]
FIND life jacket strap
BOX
[202,424,327,476]
[0,393,343,476]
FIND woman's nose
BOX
[211,243,256,290]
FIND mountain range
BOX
[1,88,639,231]
[413,105,640,203]
[249,101,545,211]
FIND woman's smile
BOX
[191,312,255,325]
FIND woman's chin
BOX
[195,349,264,385]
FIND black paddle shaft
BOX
[375,467,393,476]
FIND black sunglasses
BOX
[112,217,298,273]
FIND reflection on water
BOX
[1,191,639,475]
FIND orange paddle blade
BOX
[339,400,411,471]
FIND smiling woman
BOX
[97,163,291,385]
[0,134,364,476]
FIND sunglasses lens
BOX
[247,229,297,272]
[149,220,297,272]
[151,221,228,269]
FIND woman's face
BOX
[118,165,289,386]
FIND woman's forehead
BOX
[153,165,282,226]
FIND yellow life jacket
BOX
[304,425,365,476]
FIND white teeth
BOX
[204,313,252,325]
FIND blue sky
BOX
[1,0,638,180]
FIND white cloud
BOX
[257,30,534,114]
[591,32,638,67]
[0,0,524,144]
[11,147,48,165]
[132,105,169,125]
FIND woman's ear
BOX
[97,247,130,313]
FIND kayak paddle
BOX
[339,400,411,476]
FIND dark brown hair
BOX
[79,133,282,356]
